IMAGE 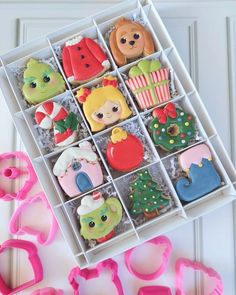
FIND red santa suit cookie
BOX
[106,127,144,172]
[62,36,111,85]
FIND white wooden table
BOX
[0,1,236,294]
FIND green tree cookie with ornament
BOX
[128,170,170,220]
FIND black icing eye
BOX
[89,221,95,228]
[96,113,103,119]
[112,106,119,112]
[133,33,140,40]
[120,37,126,44]
[30,82,36,88]
[43,76,50,83]
[101,215,107,222]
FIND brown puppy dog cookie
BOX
[109,18,155,66]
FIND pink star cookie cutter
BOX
[9,192,58,246]
[31,287,64,295]
[175,258,223,295]
[68,258,124,295]
[0,151,37,201]
[138,286,172,295]
[124,236,172,280]
[0,239,43,295]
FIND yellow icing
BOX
[111,127,128,143]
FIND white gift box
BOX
[0,0,236,268]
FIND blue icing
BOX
[76,172,93,192]
[175,158,221,202]
[178,118,182,122]
[187,131,192,136]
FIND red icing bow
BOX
[102,76,118,88]
[76,88,91,103]
[92,191,101,200]
[152,103,177,124]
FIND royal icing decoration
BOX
[106,127,144,172]
[62,36,111,85]
[128,170,170,219]
[149,103,196,152]
[126,60,171,110]
[76,76,132,132]
[22,59,65,105]
[35,101,79,147]
[175,144,221,202]
[53,142,103,197]
[109,18,155,66]
[77,191,122,243]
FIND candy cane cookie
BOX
[35,101,79,147]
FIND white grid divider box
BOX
[0,0,235,268]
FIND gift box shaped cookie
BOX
[53,141,104,197]
[175,144,221,202]
[126,60,171,110]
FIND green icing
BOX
[129,170,170,216]
[22,58,66,105]
[149,107,196,152]
[80,197,122,240]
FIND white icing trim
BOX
[53,143,98,176]
[67,76,75,83]
[77,195,104,215]
[102,59,111,70]
[56,132,78,147]
[65,36,83,46]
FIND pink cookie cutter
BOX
[175,258,223,295]
[0,239,43,295]
[125,236,172,280]
[0,152,37,201]
[31,287,64,295]
[9,192,58,246]
[138,286,172,295]
[68,258,124,295]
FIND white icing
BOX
[53,142,98,176]
[65,36,83,46]
[101,59,111,69]
[77,194,104,215]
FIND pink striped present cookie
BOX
[126,60,171,110]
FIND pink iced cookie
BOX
[53,141,104,197]
[179,144,212,171]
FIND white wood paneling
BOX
[0,1,236,294]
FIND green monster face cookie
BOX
[149,102,196,152]
[22,58,66,105]
[77,192,122,242]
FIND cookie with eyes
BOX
[76,76,132,132]
[22,59,66,105]
[77,191,123,243]
[109,18,155,66]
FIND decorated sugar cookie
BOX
[53,142,104,197]
[76,76,132,132]
[22,59,66,105]
[109,18,155,66]
[149,103,196,152]
[175,144,221,202]
[129,170,170,219]
[62,36,110,85]
[126,60,171,110]
[77,191,122,243]
[106,127,144,172]
[35,101,79,147]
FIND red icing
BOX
[62,37,107,82]
[55,129,72,144]
[156,130,161,135]
[153,103,177,124]
[106,134,144,172]
[54,108,68,122]
[187,115,192,120]
[42,101,54,115]
[35,112,45,125]
[96,229,115,243]
[180,133,185,138]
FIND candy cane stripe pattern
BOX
[35,101,79,147]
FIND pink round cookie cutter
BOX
[175,258,223,295]
[0,151,37,201]
[9,192,58,246]
[124,236,172,280]
[68,258,124,295]
[0,239,43,295]
[31,287,64,295]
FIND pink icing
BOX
[58,159,103,197]
[179,144,212,170]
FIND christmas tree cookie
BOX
[149,102,196,152]
[22,59,66,105]
[129,170,170,219]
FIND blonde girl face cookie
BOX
[76,76,132,132]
